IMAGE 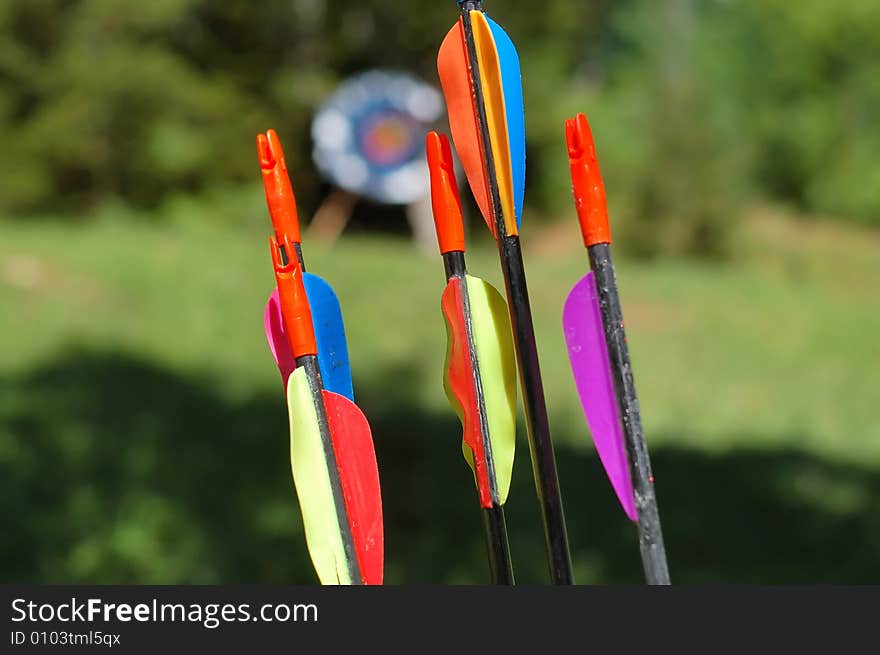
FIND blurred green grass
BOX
[1,209,878,583]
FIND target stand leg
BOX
[308,188,358,244]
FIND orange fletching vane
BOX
[442,278,493,508]
[438,19,495,238]
[270,236,317,357]
[566,113,611,247]
[258,129,302,245]
[427,131,466,254]
[323,390,384,585]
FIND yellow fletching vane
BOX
[286,368,352,585]
[471,10,518,237]
[466,275,517,504]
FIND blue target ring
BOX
[312,70,443,204]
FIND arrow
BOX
[427,132,517,584]
[258,130,354,401]
[437,0,574,583]
[267,233,383,585]
[562,112,670,585]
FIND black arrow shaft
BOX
[481,505,514,585]
[587,244,670,585]
[459,3,573,584]
[498,236,572,584]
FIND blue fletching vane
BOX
[303,272,355,401]
[487,17,525,228]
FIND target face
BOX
[312,70,444,204]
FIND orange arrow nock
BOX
[270,235,316,358]
[257,129,302,246]
[565,113,611,247]
[427,131,466,255]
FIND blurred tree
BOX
[0,0,877,245]
[0,0,604,218]
[738,0,880,224]
[603,0,741,257]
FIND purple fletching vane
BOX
[563,272,637,521]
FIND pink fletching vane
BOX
[264,289,296,384]
[563,272,637,521]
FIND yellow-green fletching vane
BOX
[467,276,517,503]
[286,368,352,585]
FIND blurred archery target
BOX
[312,70,444,205]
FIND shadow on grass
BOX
[1,351,878,583]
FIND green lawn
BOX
[1,209,878,583]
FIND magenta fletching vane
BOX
[563,272,637,521]
[264,290,296,384]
